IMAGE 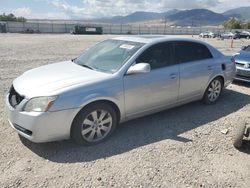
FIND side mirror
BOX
[126,63,151,75]
[241,46,247,50]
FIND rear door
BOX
[175,41,214,101]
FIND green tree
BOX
[223,18,242,29]
[243,22,250,29]
[0,13,26,22]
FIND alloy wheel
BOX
[81,109,113,142]
[207,79,222,102]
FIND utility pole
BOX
[164,15,167,35]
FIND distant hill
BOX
[163,9,180,18]
[110,11,163,23]
[96,10,180,24]
[223,7,250,20]
[167,9,228,26]
[92,7,250,26]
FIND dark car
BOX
[71,25,103,35]
[234,45,250,82]
[240,31,250,39]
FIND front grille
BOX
[8,86,24,108]
[13,123,32,136]
[236,62,245,68]
[236,69,250,77]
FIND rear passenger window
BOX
[136,42,174,70]
[175,41,213,63]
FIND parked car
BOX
[233,120,250,148]
[233,45,250,82]
[199,31,216,38]
[220,31,240,39]
[239,31,250,39]
[5,36,236,145]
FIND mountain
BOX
[223,7,250,20]
[96,10,180,24]
[110,11,163,23]
[93,7,250,25]
[163,9,180,18]
[167,9,228,26]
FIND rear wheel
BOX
[203,77,223,104]
[71,102,118,145]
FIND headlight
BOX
[23,96,57,112]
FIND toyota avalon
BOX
[6,36,236,145]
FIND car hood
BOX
[13,61,110,98]
[235,51,250,63]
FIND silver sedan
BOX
[6,36,236,145]
[234,45,250,82]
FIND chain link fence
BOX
[0,21,249,35]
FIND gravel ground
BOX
[0,34,250,188]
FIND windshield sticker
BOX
[119,44,135,50]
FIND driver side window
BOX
[136,42,174,70]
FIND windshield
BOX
[74,39,144,73]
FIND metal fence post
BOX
[6,21,9,32]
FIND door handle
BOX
[169,73,177,79]
[207,65,213,70]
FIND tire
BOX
[233,121,246,148]
[203,77,223,105]
[71,102,118,145]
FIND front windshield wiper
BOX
[81,64,94,70]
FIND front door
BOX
[123,42,179,118]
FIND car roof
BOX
[113,35,223,58]
[113,35,167,43]
[113,35,208,45]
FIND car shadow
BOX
[233,80,250,87]
[20,88,250,163]
[238,140,250,154]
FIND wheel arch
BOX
[203,74,225,98]
[70,99,121,136]
[206,74,225,90]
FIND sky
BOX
[0,0,250,19]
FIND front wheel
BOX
[203,77,223,104]
[71,102,118,145]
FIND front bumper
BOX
[235,67,250,83]
[5,95,80,143]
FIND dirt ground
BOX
[0,34,249,188]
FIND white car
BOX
[199,32,216,38]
